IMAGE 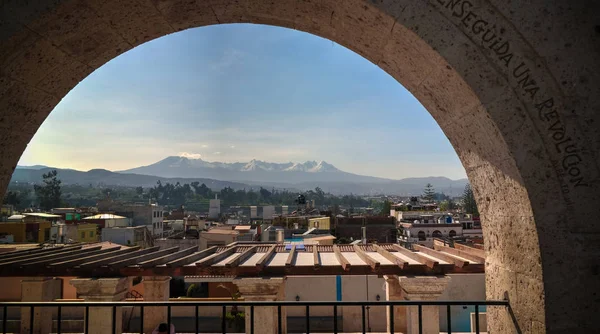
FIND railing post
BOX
[446,305,452,334]
[2,306,7,334]
[389,305,395,334]
[221,305,226,334]
[195,305,199,334]
[305,305,310,334]
[57,306,62,334]
[85,306,89,334]
[139,306,144,334]
[361,305,366,334]
[475,305,480,334]
[333,305,338,334]
[250,305,255,334]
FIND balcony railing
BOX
[0,300,509,334]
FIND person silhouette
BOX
[152,322,175,334]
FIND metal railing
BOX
[0,300,509,334]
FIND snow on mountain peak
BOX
[159,156,338,173]
[309,160,338,172]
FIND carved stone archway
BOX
[1,1,598,333]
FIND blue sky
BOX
[18,24,466,180]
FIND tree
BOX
[259,187,272,200]
[423,183,435,202]
[3,191,20,206]
[439,199,456,211]
[34,170,62,210]
[381,200,392,216]
[314,187,325,205]
[462,183,479,216]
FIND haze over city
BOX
[18,24,466,180]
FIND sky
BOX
[18,24,467,180]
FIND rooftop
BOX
[0,242,484,278]
[83,213,127,220]
[23,213,62,218]
[202,229,240,235]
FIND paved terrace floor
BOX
[0,242,485,277]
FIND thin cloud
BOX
[178,152,202,159]
[211,49,244,71]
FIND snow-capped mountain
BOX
[283,160,338,172]
[241,159,294,172]
[118,156,364,184]
[114,156,468,194]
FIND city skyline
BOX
[18,23,466,180]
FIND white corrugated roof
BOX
[83,214,127,220]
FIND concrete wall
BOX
[101,227,136,246]
[199,232,237,249]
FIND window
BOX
[80,232,85,239]
[417,231,426,241]
[449,230,457,238]
[89,231,94,237]
[432,230,442,238]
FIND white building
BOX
[208,199,221,219]
[263,206,275,220]
[398,221,463,247]
[83,213,131,228]
[151,204,164,237]
[101,202,164,237]
[101,226,150,247]
[250,206,258,219]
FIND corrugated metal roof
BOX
[23,213,62,218]
[83,214,127,220]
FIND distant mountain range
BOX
[119,156,382,184]
[13,156,468,195]
[11,167,249,190]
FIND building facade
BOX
[208,199,220,219]
[99,202,164,237]
[398,222,463,247]
[101,226,150,248]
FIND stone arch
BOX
[0,1,598,333]
[417,230,426,241]
[432,230,443,238]
[449,230,457,238]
